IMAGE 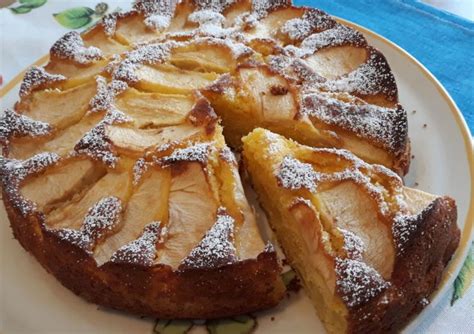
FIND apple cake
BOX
[242,128,460,333]
[0,0,459,331]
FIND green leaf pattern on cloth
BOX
[451,243,474,305]
[206,315,257,334]
[53,2,108,29]
[53,7,95,29]
[153,319,193,334]
[281,269,297,287]
[10,0,46,14]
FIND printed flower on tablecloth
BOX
[53,2,108,30]
[452,243,473,305]
[10,0,46,14]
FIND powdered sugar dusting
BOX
[301,92,407,154]
[280,8,334,41]
[19,66,66,97]
[0,153,60,216]
[180,207,237,270]
[0,109,51,145]
[89,76,128,113]
[101,12,123,37]
[340,228,365,260]
[132,158,149,185]
[55,196,123,253]
[113,41,178,83]
[189,9,225,26]
[276,155,318,192]
[252,0,291,18]
[74,108,131,167]
[297,24,366,57]
[392,201,436,256]
[161,142,211,165]
[195,0,236,12]
[50,31,103,64]
[145,14,171,31]
[321,49,397,100]
[219,147,237,164]
[134,0,174,31]
[335,257,390,308]
[134,0,174,17]
[110,222,163,265]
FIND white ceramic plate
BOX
[1,19,473,334]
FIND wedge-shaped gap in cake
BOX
[202,65,305,148]
[211,146,265,260]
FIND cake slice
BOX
[242,128,459,333]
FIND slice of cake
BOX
[242,128,459,333]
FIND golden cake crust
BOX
[344,197,459,333]
[4,187,284,319]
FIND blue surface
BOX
[295,0,474,134]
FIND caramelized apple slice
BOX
[45,60,108,88]
[222,1,252,27]
[170,43,238,73]
[238,66,298,122]
[20,158,106,213]
[247,7,304,42]
[45,169,132,230]
[83,25,128,56]
[16,81,97,129]
[303,46,368,79]
[155,162,219,268]
[317,181,395,279]
[134,64,218,94]
[115,13,162,45]
[115,89,193,128]
[9,113,103,160]
[94,166,171,265]
[105,123,205,154]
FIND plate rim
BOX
[0,18,473,333]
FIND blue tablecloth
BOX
[296,0,474,134]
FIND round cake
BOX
[0,1,459,333]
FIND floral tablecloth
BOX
[0,1,472,333]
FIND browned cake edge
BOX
[344,196,459,333]
[4,191,285,319]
